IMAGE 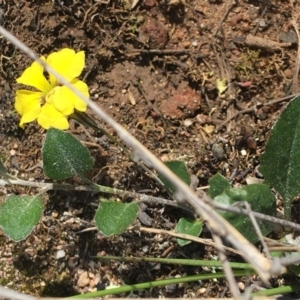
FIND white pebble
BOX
[240,149,247,156]
[56,250,66,259]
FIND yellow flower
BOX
[15,48,89,130]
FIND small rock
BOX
[279,31,298,44]
[77,271,90,288]
[139,17,168,49]
[160,87,201,119]
[196,113,208,124]
[212,143,225,160]
[240,149,247,156]
[238,281,245,291]
[56,250,66,259]
[183,119,193,127]
[143,0,156,8]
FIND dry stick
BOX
[127,49,193,55]
[79,225,242,255]
[210,232,241,299]
[135,227,243,256]
[213,0,236,37]
[240,202,271,259]
[215,93,299,131]
[2,176,300,232]
[0,26,276,282]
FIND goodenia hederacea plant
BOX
[260,95,300,221]
[208,173,276,243]
[0,128,138,240]
[14,48,89,130]
[0,195,43,242]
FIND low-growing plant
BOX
[2,45,300,298]
[1,48,300,245]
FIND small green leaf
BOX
[95,201,138,236]
[175,218,203,247]
[158,161,190,194]
[0,194,43,242]
[42,128,94,180]
[260,95,300,220]
[208,173,230,198]
[214,184,276,243]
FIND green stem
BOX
[95,255,254,270]
[252,285,300,297]
[66,270,254,298]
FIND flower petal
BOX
[16,57,52,93]
[47,48,85,85]
[15,90,43,127]
[48,79,88,115]
[37,103,69,130]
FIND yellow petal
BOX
[16,57,52,93]
[49,79,88,115]
[47,48,85,86]
[15,90,43,127]
[37,103,69,130]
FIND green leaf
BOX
[208,173,230,198]
[214,184,276,243]
[175,218,203,247]
[0,194,43,242]
[260,96,300,220]
[42,128,94,180]
[95,201,138,236]
[158,161,190,194]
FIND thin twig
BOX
[3,176,300,232]
[213,0,236,37]
[211,232,241,299]
[79,225,242,255]
[240,202,271,259]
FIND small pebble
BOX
[238,281,245,291]
[56,250,66,259]
[77,271,90,287]
[240,149,247,156]
[198,287,207,294]
[212,143,225,160]
[184,119,193,127]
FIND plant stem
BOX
[66,270,254,298]
[95,255,254,269]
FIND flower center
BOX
[45,86,60,105]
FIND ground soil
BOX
[0,0,300,298]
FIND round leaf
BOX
[158,161,191,194]
[0,194,43,242]
[42,128,94,180]
[175,218,203,247]
[95,201,138,236]
[214,184,276,243]
[208,173,230,198]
